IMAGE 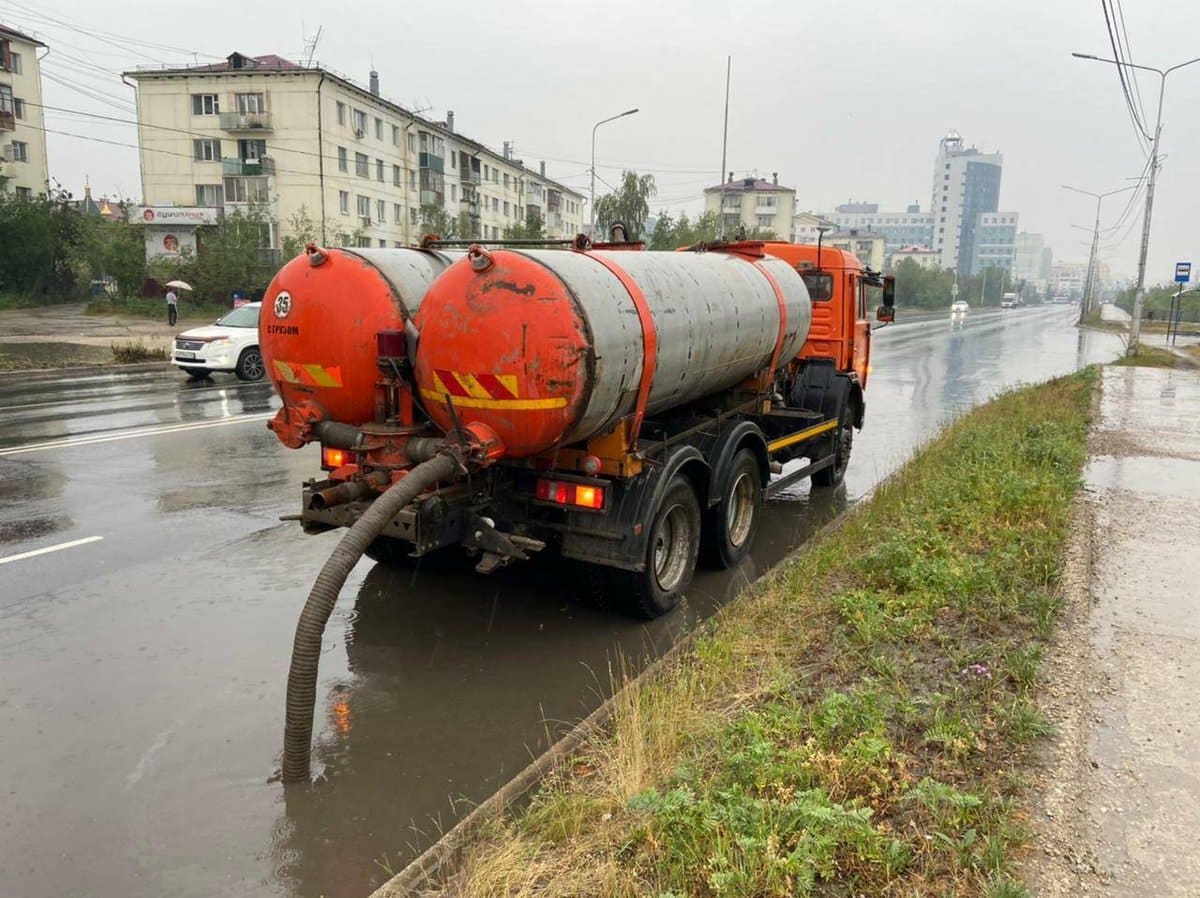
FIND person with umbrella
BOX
[164,280,192,326]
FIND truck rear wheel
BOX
[701,448,762,569]
[812,404,853,488]
[611,474,701,618]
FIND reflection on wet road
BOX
[0,309,1122,898]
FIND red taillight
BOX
[536,478,606,510]
[322,446,347,470]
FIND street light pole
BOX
[1072,52,1200,354]
[1061,184,1136,324]
[589,108,639,237]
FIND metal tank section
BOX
[261,247,460,431]
[413,248,812,458]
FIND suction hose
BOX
[281,453,460,783]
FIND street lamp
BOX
[589,108,639,236]
[1061,183,1136,324]
[1072,51,1200,354]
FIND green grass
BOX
[1112,345,1186,368]
[86,298,228,320]
[440,371,1096,898]
[111,340,169,363]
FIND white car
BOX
[951,300,969,314]
[173,303,265,381]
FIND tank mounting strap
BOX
[585,254,658,448]
[752,260,789,383]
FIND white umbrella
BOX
[164,280,193,291]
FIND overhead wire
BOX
[0,0,221,60]
[1099,0,1152,152]
[1112,0,1150,130]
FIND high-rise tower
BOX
[930,131,1003,274]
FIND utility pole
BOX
[1072,52,1200,354]
[1062,184,1136,325]
[718,56,731,239]
[589,108,639,238]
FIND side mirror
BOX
[882,275,896,310]
[876,305,894,323]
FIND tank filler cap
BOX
[305,242,329,267]
[467,244,494,272]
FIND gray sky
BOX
[9,0,1198,283]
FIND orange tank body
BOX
[262,247,458,427]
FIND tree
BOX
[504,210,546,240]
[644,209,721,250]
[593,170,656,240]
[280,206,323,259]
[0,187,80,300]
[68,204,146,299]
[418,204,459,240]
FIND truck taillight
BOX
[321,446,348,470]
[536,478,606,510]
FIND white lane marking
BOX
[0,535,105,566]
[0,412,274,457]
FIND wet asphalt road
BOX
[0,307,1122,898]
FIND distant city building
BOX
[1050,262,1088,298]
[826,228,885,271]
[125,52,583,258]
[822,202,934,261]
[930,130,1003,274]
[971,212,1019,274]
[0,23,49,199]
[890,244,940,270]
[792,210,836,246]
[704,173,796,240]
[1012,232,1051,296]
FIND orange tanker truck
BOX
[263,235,893,781]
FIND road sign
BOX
[1175,261,1191,283]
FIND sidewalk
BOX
[1033,364,1200,895]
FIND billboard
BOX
[127,206,220,226]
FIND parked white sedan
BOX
[173,303,265,381]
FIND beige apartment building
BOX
[0,24,49,198]
[827,229,885,271]
[704,174,796,240]
[126,53,583,258]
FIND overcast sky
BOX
[9,0,1198,283]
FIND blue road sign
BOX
[1175,261,1191,283]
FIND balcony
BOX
[218,111,272,132]
[0,110,14,132]
[545,212,563,230]
[418,152,444,173]
[222,157,275,176]
[460,168,481,184]
[756,203,777,215]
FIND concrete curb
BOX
[369,496,866,898]
[0,361,172,383]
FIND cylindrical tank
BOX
[413,249,812,457]
[262,247,460,426]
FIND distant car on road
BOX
[951,300,969,314]
[173,303,265,381]
[1000,297,1017,310]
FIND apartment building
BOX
[704,174,796,240]
[1012,231,1052,297]
[0,24,49,198]
[823,202,935,261]
[126,53,583,257]
[826,229,885,271]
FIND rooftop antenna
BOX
[302,25,322,68]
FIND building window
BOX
[376,199,386,222]
[339,191,350,214]
[483,163,489,180]
[224,176,269,203]
[193,139,221,161]
[393,164,402,186]
[409,207,418,226]
[409,170,417,189]
[408,133,416,153]
[352,108,367,135]
[375,117,383,140]
[238,138,266,161]
[191,94,219,115]
[8,51,21,74]
[337,146,348,172]
[376,159,384,182]
[357,195,370,218]
[12,97,25,119]
[235,93,266,114]
[394,203,402,222]
[492,197,499,212]
[11,140,28,162]
[2,84,15,114]
[336,102,346,126]
[355,152,369,178]
[195,184,223,205]
[392,125,400,146]
[15,186,32,200]
[503,173,510,189]
[357,235,371,247]
[450,150,457,168]
[450,183,457,202]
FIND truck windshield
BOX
[800,272,833,302]
[216,306,261,328]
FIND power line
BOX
[1099,0,1152,152]
[0,0,221,60]
[1112,0,1150,129]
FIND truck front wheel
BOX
[611,474,701,618]
[701,448,762,569]
[812,403,853,488]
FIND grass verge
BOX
[1112,345,1188,369]
[111,340,169,363]
[430,370,1095,898]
